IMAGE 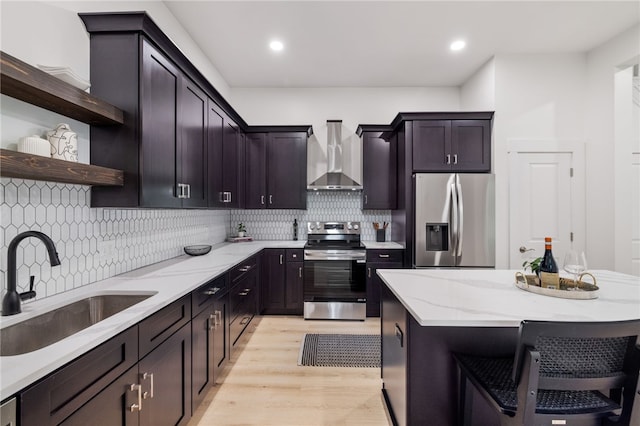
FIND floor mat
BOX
[297,333,381,367]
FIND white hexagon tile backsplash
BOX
[1,179,391,301]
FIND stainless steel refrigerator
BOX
[414,173,495,268]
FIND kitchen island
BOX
[377,269,640,426]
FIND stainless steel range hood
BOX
[307,120,362,191]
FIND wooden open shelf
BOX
[1,51,124,125]
[0,149,123,186]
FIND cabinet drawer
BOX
[229,255,258,284]
[21,326,138,426]
[230,280,256,321]
[192,276,227,316]
[286,249,303,262]
[139,295,191,357]
[367,249,403,263]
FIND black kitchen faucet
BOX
[2,231,61,316]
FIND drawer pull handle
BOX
[299,266,302,278]
[129,383,142,412]
[238,266,251,272]
[378,254,390,258]
[261,195,265,205]
[204,287,220,296]
[279,254,283,265]
[141,372,154,399]
[208,313,216,330]
[240,316,251,325]
[238,292,248,296]
[215,310,222,327]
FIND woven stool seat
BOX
[455,355,621,415]
[453,320,640,426]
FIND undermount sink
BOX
[0,293,155,356]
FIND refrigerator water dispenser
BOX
[426,223,448,251]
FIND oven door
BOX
[303,249,366,302]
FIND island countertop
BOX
[377,269,640,327]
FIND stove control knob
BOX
[353,224,359,230]
[309,223,315,230]
[347,223,353,230]
[316,222,321,230]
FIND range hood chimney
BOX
[307,120,362,191]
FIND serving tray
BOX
[514,272,599,300]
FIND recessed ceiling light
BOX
[269,40,284,52]
[450,40,466,51]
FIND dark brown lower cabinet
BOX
[366,249,404,317]
[20,298,192,426]
[261,249,303,315]
[191,277,229,412]
[60,366,140,426]
[138,324,191,426]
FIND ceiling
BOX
[164,1,640,88]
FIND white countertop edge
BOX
[0,240,305,398]
[377,269,640,328]
[361,241,404,249]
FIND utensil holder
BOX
[376,229,385,242]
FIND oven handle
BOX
[304,250,366,261]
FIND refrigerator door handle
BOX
[455,175,464,257]
[450,182,459,258]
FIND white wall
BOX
[460,58,496,111]
[492,53,587,268]
[231,86,460,183]
[585,24,640,271]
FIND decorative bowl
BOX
[184,245,212,256]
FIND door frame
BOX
[507,139,586,268]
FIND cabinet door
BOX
[212,293,229,383]
[285,261,304,313]
[139,324,191,426]
[245,133,267,209]
[261,249,286,312]
[366,261,403,317]
[267,132,307,209]
[178,78,207,207]
[362,132,397,210]
[140,40,180,207]
[207,100,224,207]
[60,366,140,426]
[222,119,244,208]
[191,301,214,412]
[451,120,491,172]
[20,327,138,426]
[412,120,451,172]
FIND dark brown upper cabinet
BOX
[208,102,244,208]
[412,119,491,172]
[245,131,307,210]
[81,13,311,209]
[81,31,207,207]
[361,130,397,210]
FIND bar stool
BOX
[453,320,640,425]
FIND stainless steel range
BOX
[303,221,366,320]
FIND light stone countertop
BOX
[377,269,640,328]
[0,240,305,399]
[361,241,404,250]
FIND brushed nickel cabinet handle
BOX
[129,383,142,412]
[261,195,265,205]
[269,195,273,204]
[299,266,302,278]
[367,267,371,278]
[453,154,458,165]
[279,254,283,265]
[364,194,368,204]
[209,313,216,330]
[379,254,390,258]
[215,310,222,327]
[141,372,154,399]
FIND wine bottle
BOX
[539,237,559,289]
[293,219,298,241]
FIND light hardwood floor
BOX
[190,316,391,426]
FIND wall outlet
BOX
[97,239,116,264]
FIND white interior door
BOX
[509,151,574,269]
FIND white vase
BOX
[47,123,78,162]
